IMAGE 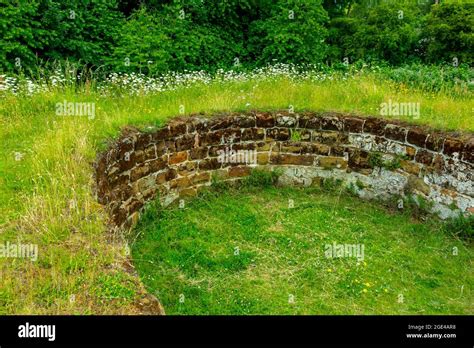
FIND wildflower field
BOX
[0,63,473,314]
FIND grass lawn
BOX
[131,183,473,315]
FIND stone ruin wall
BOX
[94,111,474,231]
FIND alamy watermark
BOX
[0,242,38,261]
[380,99,420,119]
[56,100,95,120]
[217,147,257,165]
[324,242,364,262]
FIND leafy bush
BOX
[248,0,328,66]
[1,0,472,75]
[328,1,421,65]
[0,0,124,74]
[376,63,474,94]
[422,3,474,66]
[108,4,242,74]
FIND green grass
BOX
[0,72,472,314]
[131,184,473,315]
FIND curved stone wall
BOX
[94,111,474,231]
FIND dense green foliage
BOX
[0,0,123,72]
[0,0,472,74]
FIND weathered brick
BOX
[176,134,196,151]
[384,124,407,142]
[208,145,227,157]
[199,158,221,170]
[177,161,197,176]
[142,187,157,201]
[168,121,187,137]
[170,177,191,189]
[190,146,208,159]
[400,160,421,176]
[191,172,211,185]
[256,142,272,151]
[118,150,141,171]
[109,184,133,202]
[405,176,430,195]
[320,116,343,131]
[96,179,110,204]
[111,206,128,225]
[148,158,167,172]
[301,143,330,155]
[431,154,445,173]
[233,115,256,128]
[256,113,275,127]
[165,140,176,153]
[135,133,152,151]
[116,137,134,159]
[270,154,314,166]
[241,128,265,141]
[343,117,364,133]
[203,129,241,146]
[318,156,347,169]
[190,117,211,133]
[276,115,297,127]
[208,116,232,130]
[136,174,156,192]
[232,143,257,151]
[363,118,387,136]
[229,166,251,177]
[143,145,157,161]
[151,127,170,142]
[407,128,427,147]
[425,134,444,152]
[266,128,290,141]
[280,142,302,154]
[130,164,151,182]
[109,172,129,187]
[313,131,339,145]
[156,169,177,184]
[443,137,463,156]
[95,153,108,176]
[155,141,167,156]
[415,149,434,165]
[348,149,371,169]
[405,146,416,160]
[169,151,188,165]
[462,137,474,163]
[209,169,230,181]
[201,131,223,146]
[303,117,321,130]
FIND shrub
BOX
[248,0,329,66]
[376,63,474,94]
[0,0,124,73]
[108,4,241,74]
[329,1,421,65]
[421,3,474,66]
